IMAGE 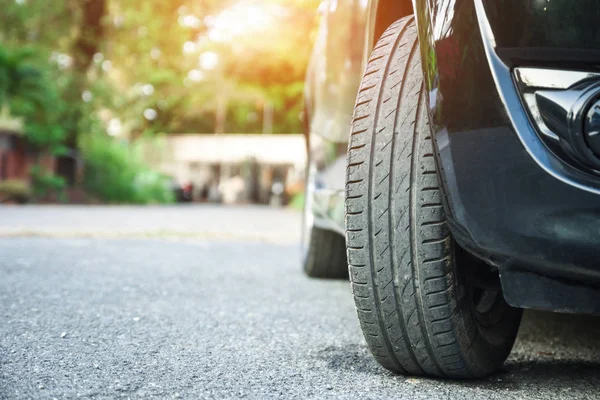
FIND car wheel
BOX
[345,16,522,378]
[302,161,348,279]
[303,224,347,279]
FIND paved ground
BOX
[1,205,600,399]
[0,205,299,243]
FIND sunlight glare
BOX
[208,2,274,42]
[199,52,219,70]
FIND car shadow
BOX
[317,343,384,375]
[451,359,600,392]
[463,310,600,391]
[321,310,600,390]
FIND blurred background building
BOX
[141,134,306,204]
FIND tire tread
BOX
[304,226,348,279]
[346,16,519,378]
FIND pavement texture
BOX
[1,205,600,399]
[0,205,300,243]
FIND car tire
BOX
[303,225,348,279]
[302,137,348,279]
[345,16,522,378]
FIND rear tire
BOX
[303,225,348,279]
[302,154,348,279]
[345,16,522,378]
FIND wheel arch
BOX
[370,0,414,51]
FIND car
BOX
[303,0,600,379]
[301,0,372,278]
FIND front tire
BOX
[345,16,522,378]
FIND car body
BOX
[304,0,412,239]
[304,0,600,315]
[303,0,368,239]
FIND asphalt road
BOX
[1,205,600,399]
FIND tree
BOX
[0,46,66,153]
[0,0,324,137]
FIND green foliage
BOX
[30,165,67,201]
[0,179,32,204]
[1,0,322,138]
[288,192,305,211]
[0,46,67,152]
[0,47,43,107]
[98,0,320,134]
[1,0,322,137]
[0,0,72,51]
[79,134,174,204]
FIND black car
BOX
[304,0,600,379]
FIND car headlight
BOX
[514,67,600,171]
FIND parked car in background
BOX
[305,0,600,379]
[302,0,370,278]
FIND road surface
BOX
[1,205,599,399]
